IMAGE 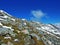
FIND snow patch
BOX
[4,36,11,39]
[0,10,4,12]
[0,22,3,26]
[14,39,19,42]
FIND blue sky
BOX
[0,0,60,24]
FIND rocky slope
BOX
[0,10,60,45]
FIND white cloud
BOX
[31,10,46,18]
[30,10,46,22]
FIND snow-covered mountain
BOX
[0,10,60,45]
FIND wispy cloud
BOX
[31,10,46,18]
[30,10,46,22]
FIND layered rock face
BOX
[0,10,60,45]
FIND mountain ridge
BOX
[0,10,60,45]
